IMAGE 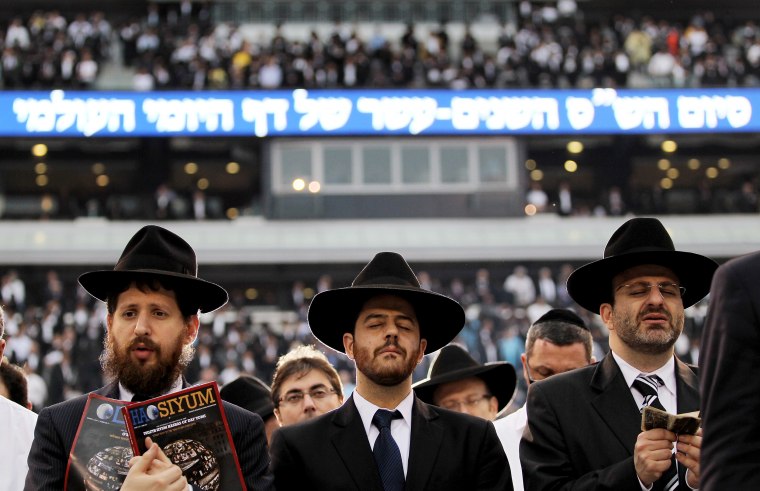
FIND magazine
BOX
[122,381,245,491]
[65,394,132,491]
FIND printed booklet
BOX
[65,394,132,491]
[122,381,245,491]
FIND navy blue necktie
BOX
[633,375,679,491]
[372,409,405,491]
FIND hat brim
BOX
[307,285,465,355]
[78,269,228,314]
[412,362,517,412]
[567,250,718,314]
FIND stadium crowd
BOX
[2,3,760,91]
[0,260,708,414]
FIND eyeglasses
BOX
[615,282,686,299]
[439,394,493,411]
[278,387,338,407]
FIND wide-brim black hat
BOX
[219,375,275,419]
[412,344,516,412]
[567,217,717,313]
[308,252,465,354]
[78,225,228,313]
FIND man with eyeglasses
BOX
[270,345,344,427]
[493,308,594,491]
[269,252,512,490]
[521,217,717,491]
[412,343,516,421]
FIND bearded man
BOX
[520,218,717,491]
[269,252,511,491]
[24,225,273,490]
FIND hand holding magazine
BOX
[122,381,245,491]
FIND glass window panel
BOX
[324,147,352,184]
[401,147,430,184]
[440,147,469,183]
[280,147,312,186]
[363,147,391,184]
[479,147,507,183]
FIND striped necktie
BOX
[633,374,679,491]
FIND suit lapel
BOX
[674,358,700,413]
[405,397,444,490]
[95,380,121,399]
[589,354,642,455]
[330,396,384,490]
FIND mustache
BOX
[375,340,406,357]
[639,308,672,322]
[129,336,161,352]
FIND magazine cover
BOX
[64,394,132,491]
[122,381,245,491]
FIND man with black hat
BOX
[269,252,512,490]
[494,308,594,491]
[220,375,279,444]
[520,217,717,491]
[24,225,274,490]
[520,218,717,491]
[412,343,516,422]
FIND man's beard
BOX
[100,332,194,396]
[354,340,421,386]
[612,306,684,355]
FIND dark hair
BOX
[105,276,199,319]
[0,359,30,408]
[526,321,593,361]
[271,345,343,408]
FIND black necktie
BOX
[633,375,679,491]
[131,393,151,403]
[372,409,405,491]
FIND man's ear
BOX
[600,303,614,330]
[416,339,427,364]
[343,333,354,360]
[0,338,5,360]
[273,407,283,426]
[185,315,200,344]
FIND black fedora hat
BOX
[567,217,717,313]
[78,225,228,313]
[220,375,275,420]
[412,344,516,413]
[308,252,465,354]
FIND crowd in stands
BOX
[4,3,760,90]
[0,260,709,414]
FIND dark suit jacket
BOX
[269,394,512,490]
[700,251,760,490]
[520,353,699,491]
[24,380,274,491]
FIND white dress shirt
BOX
[352,389,414,477]
[494,405,527,491]
[0,396,37,491]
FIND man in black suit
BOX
[24,225,273,490]
[700,250,760,490]
[269,252,512,490]
[521,218,717,491]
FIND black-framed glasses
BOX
[615,282,686,299]
[278,387,338,406]
[439,394,493,411]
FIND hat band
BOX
[115,252,195,276]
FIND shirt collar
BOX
[353,388,415,434]
[611,350,676,394]
[119,376,184,402]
